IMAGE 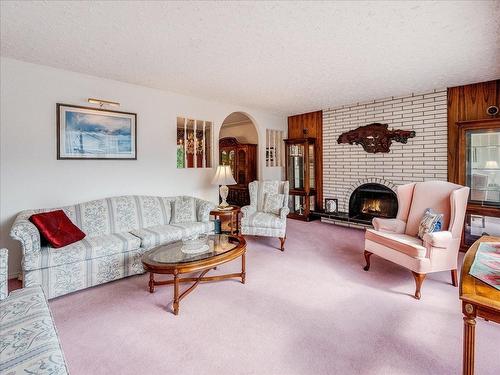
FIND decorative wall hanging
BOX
[176,117,212,168]
[57,103,137,160]
[337,123,416,153]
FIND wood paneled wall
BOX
[448,80,500,182]
[287,110,323,209]
[288,110,323,139]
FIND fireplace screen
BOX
[349,183,398,223]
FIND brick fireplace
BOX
[321,89,448,226]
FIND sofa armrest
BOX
[0,248,8,300]
[195,198,216,223]
[241,205,256,218]
[423,231,453,249]
[372,218,406,234]
[279,207,290,220]
[10,214,41,255]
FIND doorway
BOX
[219,112,258,207]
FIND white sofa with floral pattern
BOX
[0,248,70,375]
[10,195,215,299]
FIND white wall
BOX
[0,58,286,277]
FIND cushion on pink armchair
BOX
[366,229,427,258]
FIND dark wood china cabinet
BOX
[219,137,257,207]
[284,138,316,221]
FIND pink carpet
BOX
[45,220,499,375]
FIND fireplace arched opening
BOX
[348,183,398,224]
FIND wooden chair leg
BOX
[411,272,426,300]
[451,269,458,287]
[363,251,372,271]
[279,237,286,251]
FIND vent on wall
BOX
[266,129,284,167]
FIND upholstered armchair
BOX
[241,180,289,251]
[364,181,469,299]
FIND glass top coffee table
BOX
[141,234,246,315]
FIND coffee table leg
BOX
[149,272,155,293]
[241,252,246,284]
[173,272,180,315]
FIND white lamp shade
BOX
[212,165,237,185]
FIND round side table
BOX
[210,206,241,234]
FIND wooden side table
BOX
[210,206,241,235]
[459,236,500,375]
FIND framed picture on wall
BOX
[324,198,338,213]
[57,103,137,160]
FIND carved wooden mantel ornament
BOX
[337,123,416,153]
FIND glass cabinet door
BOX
[229,150,235,179]
[466,129,500,206]
[287,144,305,189]
[220,149,236,179]
[237,149,246,185]
[284,138,317,220]
[308,143,316,189]
[221,150,229,166]
[288,195,305,216]
[288,194,316,217]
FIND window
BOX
[176,117,212,168]
[266,129,284,167]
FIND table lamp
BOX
[212,165,237,209]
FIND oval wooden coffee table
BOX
[142,234,246,315]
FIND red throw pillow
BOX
[30,210,86,248]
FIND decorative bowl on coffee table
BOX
[181,233,209,254]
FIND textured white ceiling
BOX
[1,1,499,115]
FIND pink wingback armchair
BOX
[364,181,470,299]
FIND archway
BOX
[218,112,259,207]
[219,112,259,145]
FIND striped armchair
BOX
[241,180,289,251]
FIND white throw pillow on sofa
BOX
[172,197,197,223]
